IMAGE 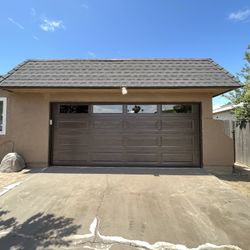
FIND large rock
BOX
[0,153,26,173]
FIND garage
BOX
[51,103,201,167]
[0,59,241,168]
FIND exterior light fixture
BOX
[121,87,128,95]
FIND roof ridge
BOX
[25,58,213,62]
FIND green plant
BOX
[225,45,250,125]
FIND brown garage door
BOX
[51,103,201,167]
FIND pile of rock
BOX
[0,153,26,172]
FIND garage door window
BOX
[60,105,89,113]
[93,105,123,113]
[161,104,192,113]
[0,97,7,135]
[127,105,157,114]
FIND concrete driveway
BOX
[0,167,249,250]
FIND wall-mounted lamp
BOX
[121,87,128,95]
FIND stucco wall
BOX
[0,89,234,169]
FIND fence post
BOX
[232,121,236,173]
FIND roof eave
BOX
[0,85,241,92]
[212,85,242,97]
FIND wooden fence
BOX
[224,121,250,167]
[234,122,250,167]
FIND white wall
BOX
[213,111,235,121]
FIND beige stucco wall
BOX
[0,88,234,169]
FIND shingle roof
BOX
[0,59,241,88]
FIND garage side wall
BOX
[0,90,234,169]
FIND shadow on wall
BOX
[0,209,81,250]
[0,141,14,162]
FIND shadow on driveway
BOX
[216,166,250,183]
[0,209,80,250]
[25,166,210,176]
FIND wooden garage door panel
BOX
[55,137,89,146]
[162,153,193,162]
[53,154,88,162]
[126,153,158,162]
[161,146,193,152]
[52,103,201,167]
[161,136,193,146]
[91,118,123,129]
[56,120,89,129]
[55,128,89,136]
[53,160,88,166]
[125,147,159,153]
[125,119,159,130]
[90,135,123,147]
[53,151,88,161]
[90,152,123,162]
[90,147,124,153]
[124,135,159,147]
[159,161,194,166]
[54,145,89,152]
[161,120,194,130]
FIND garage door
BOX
[51,103,201,167]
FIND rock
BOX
[0,153,26,173]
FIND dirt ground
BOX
[0,168,43,191]
[0,169,31,189]
[215,165,250,199]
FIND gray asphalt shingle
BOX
[0,59,241,88]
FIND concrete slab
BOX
[0,167,249,250]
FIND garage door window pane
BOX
[127,105,157,114]
[93,105,123,113]
[60,105,89,113]
[161,104,192,113]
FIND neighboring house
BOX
[213,103,242,121]
[0,59,241,170]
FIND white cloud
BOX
[229,9,250,21]
[33,35,39,40]
[40,18,65,32]
[8,17,24,30]
[31,8,36,16]
[88,51,96,58]
[81,4,89,9]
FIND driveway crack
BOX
[94,175,109,242]
[95,175,109,218]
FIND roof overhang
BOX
[0,86,241,97]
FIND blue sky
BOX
[0,0,249,108]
